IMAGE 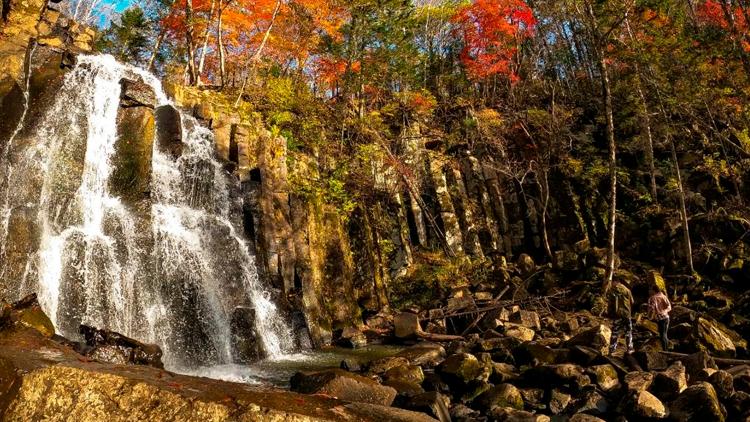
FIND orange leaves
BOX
[452,0,535,81]
[315,57,360,87]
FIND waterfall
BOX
[0,54,296,368]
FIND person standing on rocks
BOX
[647,285,672,350]
[607,281,634,354]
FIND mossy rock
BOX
[16,306,54,337]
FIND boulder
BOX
[154,105,183,158]
[230,306,260,362]
[503,323,536,342]
[473,383,524,411]
[384,379,424,397]
[565,324,611,355]
[696,317,746,358]
[651,361,687,401]
[634,349,669,371]
[625,390,667,419]
[520,388,545,411]
[290,369,397,406]
[569,415,606,422]
[488,407,550,421]
[450,404,482,421]
[523,364,590,389]
[384,364,425,385]
[572,390,609,415]
[14,304,54,338]
[395,312,422,339]
[681,350,718,382]
[339,327,367,348]
[119,77,156,108]
[509,310,541,330]
[400,392,451,422]
[729,365,750,394]
[368,357,410,375]
[395,343,446,367]
[490,362,520,384]
[669,382,726,422]
[708,370,734,401]
[588,364,620,392]
[513,342,558,366]
[517,253,536,276]
[549,389,571,414]
[437,353,484,388]
[624,371,655,392]
[79,325,163,368]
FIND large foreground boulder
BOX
[290,369,398,406]
[565,325,611,355]
[669,382,726,422]
[0,325,434,421]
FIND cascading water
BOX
[0,54,296,369]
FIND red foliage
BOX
[452,0,535,81]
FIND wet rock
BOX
[395,343,446,367]
[565,324,611,355]
[338,327,367,349]
[395,312,422,339]
[340,359,361,372]
[625,390,667,419]
[549,389,571,414]
[155,105,183,158]
[290,369,398,406]
[230,306,260,362]
[13,303,54,337]
[400,391,451,422]
[651,361,687,401]
[437,353,484,389]
[79,325,163,369]
[385,379,424,398]
[669,382,726,422]
[624,371,655,392]
[587,364,620,392]
[384,364,424,385]
[119,77,155,108]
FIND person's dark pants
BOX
[657,317,670,350]
[610,317,633,353]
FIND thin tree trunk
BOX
[147,29,165,73]
[234,0,282,106]
[670,139,695,273]
[185,0,198,85]
[218,5,226,87]
[600,54,618,294]
[538,168,553,262]
[196,0,216,82]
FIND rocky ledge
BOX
[0,299,435,421]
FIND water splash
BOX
[0,54,296,368]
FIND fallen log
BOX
[415,329,464,342]
[659,350,750,367]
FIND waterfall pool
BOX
[177,345,404,387]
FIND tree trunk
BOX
[218,5,226,87]
[147,29,165,73]
[671,139,695,273]
[600,56,617,294]
[234,0,282,106]
[196,0,216,82]
[185,0,198,85]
